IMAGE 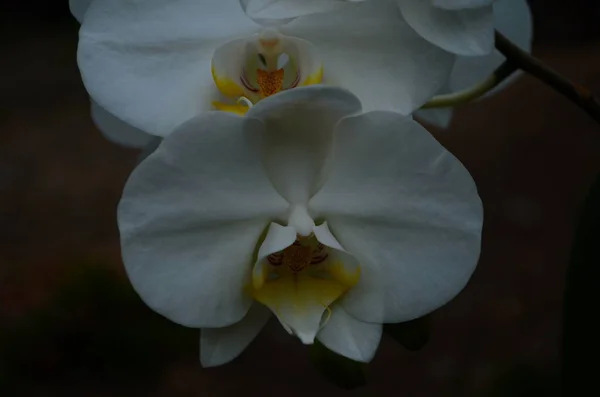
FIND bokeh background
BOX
[1,1,599,396]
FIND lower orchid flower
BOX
[118,85,483,367]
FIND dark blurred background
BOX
[1,1,599,396]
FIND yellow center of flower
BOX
[211,32,323,117]
[249,234,360,341]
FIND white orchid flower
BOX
[118,85,483,367]
[69,0,371,148]
[75,0,455,140]
[412,0,533,128]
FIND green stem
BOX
[422,31,600,125]
[421,61,517,109]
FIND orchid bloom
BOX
[118,86,483,367]
[398,0,533,128]
[74,0,455,144]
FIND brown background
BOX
[1,1,599,396]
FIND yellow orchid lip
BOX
[249,234,360,343]
[211,32,324,116]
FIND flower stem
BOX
[494,31,600,124]
[422,31,600,125]
[420,61,517,109]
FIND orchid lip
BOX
[211,31,323,114]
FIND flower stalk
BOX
[494,31,600,124]
[423,31,600,125]
[421,60,517,109]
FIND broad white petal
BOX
[241,0,363,24]
[118,112,288,328]
[90,101,155,148]
[78,0,259,136]
[317,305,382,363]
[433,0,494,10]
[69,0,91,22]
[247,86,361,206]
[200,303,271,367]
[449,0,533,93]
[282,0,455,114]
[398,0,494,56]
[414,107,454,129]
[310,111,483,323]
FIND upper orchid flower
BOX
[398,0,498,56]
[75,0,455,139]
[118,85,483,367]
[407,0,533,128]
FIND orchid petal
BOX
[449,0,532,93]
[282,0,455,114]
[200,303,271,367]
[118,112,288,328]
[433,0,495,10]
[90,101,155,148]
[241,0,363,24]
[398,0,494,56]
[246,86,361,206]
[310,111,483,323]
[69,0,91,22]
[317,305,382,363]
[78,0,259,136]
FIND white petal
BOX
[200,303,271,367]
[398,0,494,56]
[241,0,362,23]
[251,222,298,290]
[282,0,455,114]
[118,112,288,328]
[414,107,454,129]
[90,101,155,148]
[317,305,382,363]
[78,0,259,136]
[69,0,91,22]
[246,86,361,206]
[310,111,483,323]
[433,0,495,10]
[449,0,532,93]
